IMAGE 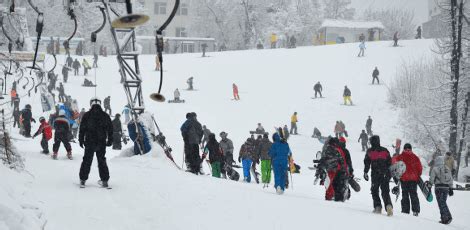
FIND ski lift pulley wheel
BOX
[111,14,149,28]
[150,93,165,102]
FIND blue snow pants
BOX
[273,161,288,191]
[242,159,252,182]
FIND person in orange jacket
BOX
[232,83,240,100]
[10,89,17,106]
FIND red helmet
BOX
[339,137,346,143]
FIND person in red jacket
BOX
[232,83,240,100]
[393,143,422,216]
[32,117,52,154]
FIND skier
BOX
[204,133,224,178]
[112,114,122,150]
[219,131,235,167]
[180,112,203,174]
[52,110,72,160]
[201,125,211,148]
[270,33,277,49]
[155,55,160,71]
[232,83,240,100]
[66,55,73,68]
[72,58,81,76]
[358,130,369,152]
[12,107,20,128]
[393,143,422,216]
[312,127,321,138]
[82,59,91,76]
[122,105,130,124]
[257,133,272,185]
[290,112,298,135]
[343,86,353,105]
[103,96,111,115]
[255,123,265,134]
[78,97,113,188]
[32,116,52,154]
[366,116,373,136]
[187,77,194,90]
[334,121,344,138]
[429,156,454,224]
[314,81,323,98]
[364,135,393,216]
[62,65,70,83]
[416,26,422,39]
[372,67,380,84]
[269,133,291,194]
[393,32,399,47]
[174,88,181,102]
[93,53,98,68]
[58,83,66,103]
[201,43,207,57]
[21,104,35,137]
[358,41,365,57]
[239,138,256,182]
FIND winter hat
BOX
[403,143,412,150]
[39,117,46,122]
[445,151,452,156]
[339,137,346,143]
[58,110,66,116]
[90,97,101,106]
[185,113,191,119]
[25,104,31,109]
[115,113,121,118]
[220,132,227,138]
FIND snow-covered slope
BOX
[5,39,470,230]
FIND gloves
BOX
[392,186,400,195]
[79,140,84,148]
[106,139,113,147]
[320,179,325,186]
[363,172,369,181]
[449,189,454,196]
[238,157,241,163]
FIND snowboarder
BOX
[155,55,160,71]
[174,88,181,101]
[393,143,422,216]
[366,116,373,136]
[219,131,235,167]
[112,114,122,150]
[32,116,52,154]
[239,138,256,182]
[334,121,344,138]
[372,67,380,84]
[358,41,365,57]
[201,43,208,57]
[269,133,291,194]
[83,79,95,87]
[314,81,323,98]
[312,127,321,138]
[255,123,265,134]
[62,65,70,83]
[429,156,454,224]
[358,130,369,152]
[78,97,113,188]
[201,125,211,148]
[204,133,224,178]
[364,135,393,216]
[290,112,298,135]
[103,96,111,115]
[58,83,66,103]
[21,104,35,137]
[270,33,277,49]
[93,53,98,68]
[232,83,240,100]
[187,77,194,90]
[416,26,422,39]
[72,58,81,76]
[12,107,20,128]
[257,133,272,185]
[66,55,73,68]
[180,112,204,174]
[82,59,91,76]
[122,105,130,124]
[343,86,353,105]
[393,32,399,47]
[52,110,72,160]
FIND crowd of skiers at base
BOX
[256,32,297,50]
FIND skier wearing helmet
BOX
[52,110,72,160]
[32,116,52,154]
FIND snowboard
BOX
[168,99,185,103]
[251,167,260,184]
[224,164,240,181]
[451,184,470,191]
[418,177,433,202]
[349,177,361,192]
[249,131,268,135]
[311,97,325,99]
[81,84,97,87]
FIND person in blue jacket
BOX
[269,132,291,194]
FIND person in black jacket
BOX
[364,135,393,216]
[12,107,20,128]
[314,82,323,98]
[204,133,224,178]
[343,86,353,105]
[62,65,70,83]
[78,97,113,188]
[112,114,122,150]
[372,67,380,84]
[58,83,66,103]
[180,112,204,174]
[21,104,36,137]
[358,130,369,151]
[52,110,72,160]
[104,96,111,115]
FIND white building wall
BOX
[143,0,190,37]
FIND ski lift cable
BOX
[26,0,44,73]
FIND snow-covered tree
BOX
[363,8,416,40]
[323,0,354,20]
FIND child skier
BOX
[204,133,224,178]
[52,110,72,160]
[32,117,52,154]
[429,156,454,224]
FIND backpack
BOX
[44,124,53,141]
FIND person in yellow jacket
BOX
[290,112,298,135]
[82,59,91,76]
[270,33,277,49]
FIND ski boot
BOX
[67,152,73,160]
[52,152,58,160]
[276,186,284,195]
[98,180,108,188]
[386,205,393,216]
[79,180,86,188]
[413,212,419,217]
[373,206,382,214]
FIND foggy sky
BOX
[352,0,429,25]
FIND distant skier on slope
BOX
[72,58,81,76]
[358,41,365,57]
[187,77,194,90]
[358,130,369,152]
[290,112,298,135]
[343,86,353,105]
[372,67,380,84]
[366,116,373,136]
[269,133,291,194]
[314,81,323,98]
[232,83,240,100]
[180,112,204,174]
[62,65,70,83]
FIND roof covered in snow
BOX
[320,19,385,30]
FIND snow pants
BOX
[343,96,353,105]
[358,48,364,57]
[79,144,110,182]
[261,159,272,184]
[290,122,297,134]
[23,121,31,137]
[314,90,322,98]
[333,171,349,201]
[52,135,71,153]
[13,118,19,128]
[112,132,122,150]
[361,141,368,152]
[242,159,252,182]
[370,173,392,209]
[273,161,287,191]
[211,162,221,178]
[184,143,201,174]
[233,92,240,100]
[401,181,420,214]
[435,187,452,222]
[372,76,380,84]
[40,137,49,153]
[325,170,338,200]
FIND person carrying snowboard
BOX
[372,67,380,84]
[180,112,203,174]
[112,114,122,150]
[32,116,52,154]
[21,104,36,137]
[239,138,256,182]
[103,96,111,115]
[290,112,298,135]
[79,97,113,188]
[316,138,344,200]
[364,135,393,216]
[343,86,353,105]
[393,143,422,216]
[52,110,72,160]
[336,137,354,201]
[219,131,235,167]
[429,156,454,224]
[314,81,323,98]
[72,58,81,76]
[358,130,369,152]
[366,116,373,136]
[232,83,240,100]
[204,133,224,178]
[257,133,272,185]
[269,133,291,194]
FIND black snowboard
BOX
[224,164,240,181]
[418,177,433,202]
[249,131,269,135]
[349,177,361,192]
[168,99,185,103]
[451,184,470,191]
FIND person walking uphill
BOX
[343,86,353,105]
[32,117,52,154]
[78,97,113,188]
[220,132,235,166]
[257,133,273,185]
[180,112,204,174]
[364,135,393,216]
[52,110,73,160]
[269,133,291,194]
[393,143,422,216]
[72,58,81,76]
[358,130,368,152]
[204,133,224,178]
[429,156,454,225]
[290,112,298,135]
[239,138,256,182]
[112,114,122,150]
[372,67,380,84]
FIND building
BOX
[316,19,384,45]
[422,0,446,38]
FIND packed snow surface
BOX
[4,39,470,230]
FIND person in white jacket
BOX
[429,156,454,225]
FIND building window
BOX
[154,2,167,15]
[177,3,189,16]
[175,27,187,37]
